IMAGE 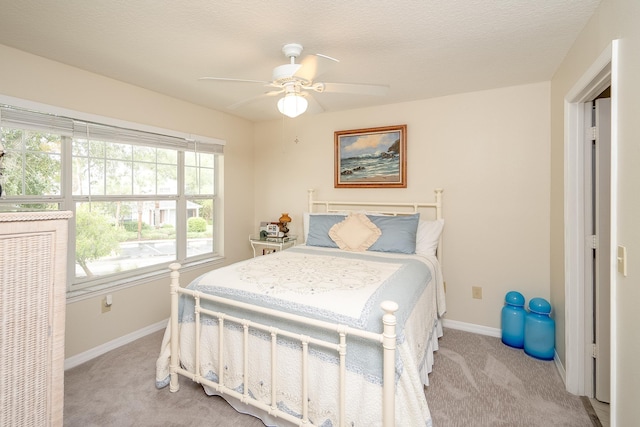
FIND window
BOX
[2,129,62,196]
[0,102,224,296]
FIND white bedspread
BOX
[156,246,445,426]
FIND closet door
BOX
[0,211,71,427]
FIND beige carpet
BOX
[424,328,599,426]
[64,327,599,426]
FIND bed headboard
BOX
[307,188,444,261]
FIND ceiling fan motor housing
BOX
[272,63,306,84]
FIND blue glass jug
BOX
[524,297,555,360]
[501,291,526,348]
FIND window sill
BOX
[66,256,225,303]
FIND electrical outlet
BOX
[101,296,112,313]
[472,286,482,299]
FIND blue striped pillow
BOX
[366,213,420,254]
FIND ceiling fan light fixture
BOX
[277,93,308,118]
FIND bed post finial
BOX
[308,189,315,213]
[435,188,443,215]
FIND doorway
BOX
[563,41,616,402]
[585,93,611,403]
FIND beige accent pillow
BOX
[329,213,381,251]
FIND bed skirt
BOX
[197,319,443,426]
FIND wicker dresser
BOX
[0,211,72,427]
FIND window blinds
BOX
[0,105,74,136]
[0,105,223,154]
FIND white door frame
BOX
[563,41,617,396]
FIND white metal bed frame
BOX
[167,188,443,427]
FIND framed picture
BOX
[334,124,407,188]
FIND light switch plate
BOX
[617,245,627,277]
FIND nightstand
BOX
[249,235,297,257]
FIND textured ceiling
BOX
[0,0,600,122]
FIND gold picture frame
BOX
[334,124,407,188]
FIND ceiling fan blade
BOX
[264,89,285,96]
[304,93,325,115]
[294,53,339,82]
[227,89,284,110]
[199,77,269,84]
[318,82,389,96]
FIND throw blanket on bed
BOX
[156,246,439,426]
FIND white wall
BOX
[0,44,256,358]
[253,82,551,330]
[550,0,640,423]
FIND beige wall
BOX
[0,44,256,357]
[550,0,640,423]
[253,82,551,330]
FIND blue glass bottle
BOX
[524,298,555,360]
[501,291,526,348]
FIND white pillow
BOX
[329,214,381,251]
[415,219,444,256]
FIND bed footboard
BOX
[167,263,398,427]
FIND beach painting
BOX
[334,124,407,188]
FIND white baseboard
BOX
[554,350,566,384]
[442,318,501,338]
[64,318,168,371]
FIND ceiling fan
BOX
[199,43,389,118]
